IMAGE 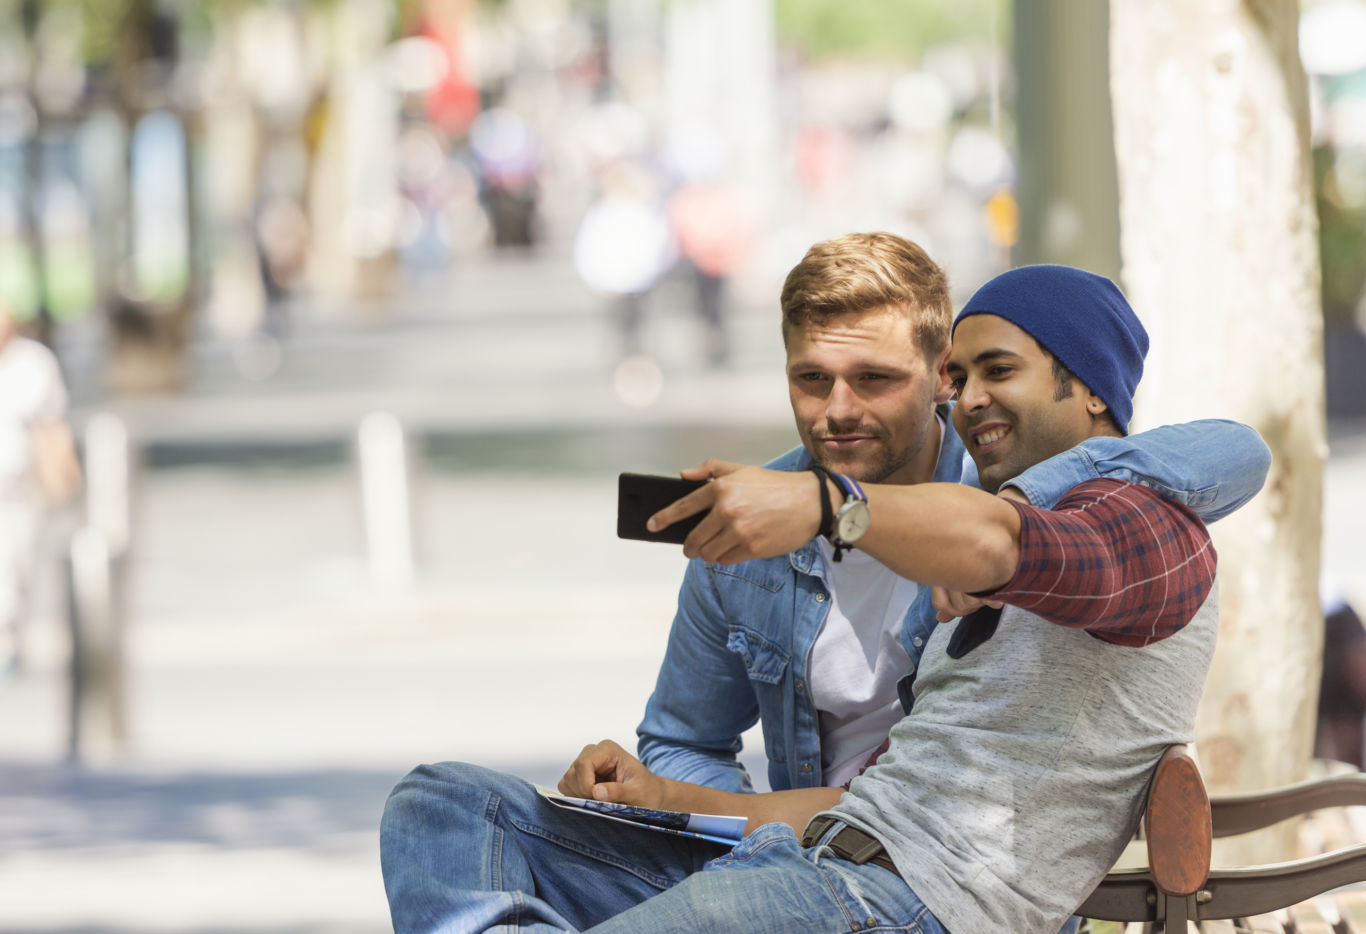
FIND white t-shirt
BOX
[810,414,946,787]
[0,336,68,499]
[810,542,918,787]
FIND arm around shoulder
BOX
[1001,419,1270,521]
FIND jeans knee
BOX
[382,761,533,840]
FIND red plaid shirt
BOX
[989,477,1217,646]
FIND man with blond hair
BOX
[380,236,1268,933]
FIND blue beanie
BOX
[952,265,1148,434]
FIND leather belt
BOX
[801,815,900,878]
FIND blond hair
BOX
[779,232,951,360]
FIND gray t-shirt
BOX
[825,588,1219,933]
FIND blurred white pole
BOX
[67,526,126,762]
[84,412,130,554]
[358,411,414,591]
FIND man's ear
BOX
[931,343,955,404]
[1085,391,1107,415]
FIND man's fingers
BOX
[931,585,1008,623]
[931,585,960,620]
[932,585,979,622]
[647,483,715,534]
[678,458,742,481]
[681,507,743,563]
[559,758,596,796]
[557,740,626,795]
[591,781,628,803]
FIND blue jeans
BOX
[584,821,950,934]
[380,761,728,933]
[381,762,1077,934]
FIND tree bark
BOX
[1109,0,1325,862]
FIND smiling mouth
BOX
[972,426,1010,450]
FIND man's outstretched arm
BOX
[648,460,1022,593]
[648,464,1216,637]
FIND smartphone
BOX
[617,473,709,544]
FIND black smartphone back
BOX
[617,473,709,544]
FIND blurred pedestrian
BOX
[469,106,542,249]
[0,299,81,674]
[667,180,753,367]
[572,161,675,359]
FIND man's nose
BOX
[825,379,862,423]
[958,377,989,411]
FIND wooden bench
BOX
[1079,745,1366,932]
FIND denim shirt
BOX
[636,417,1271,794]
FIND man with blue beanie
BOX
[949,264,1148,493]
[560,263,1242,933]
[955,264,1147,433]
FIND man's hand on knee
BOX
[559,739,669,809]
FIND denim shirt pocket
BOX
[726,627,790,684]
[727,626,791,765]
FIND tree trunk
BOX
[1109,0,1325,863]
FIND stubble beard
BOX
[810,433,921,485]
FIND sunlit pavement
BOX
[2,253,1364,932]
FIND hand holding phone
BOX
[617,473,709,544]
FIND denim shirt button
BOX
[795,680,806,692]
[815,592,827,602]
[801,762,812,772]
[913,636,923,647]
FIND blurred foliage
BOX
[774,0,1008,62]
[1316,145,1366,321]
[27,0,513,65]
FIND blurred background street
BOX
[2,0,1366,932]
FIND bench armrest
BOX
[1209,773,1366,837]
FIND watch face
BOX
[835,500,871,542]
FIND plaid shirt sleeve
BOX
[986,478,1217,646]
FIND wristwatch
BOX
[829,473,870,552]
[808,465,869,561]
